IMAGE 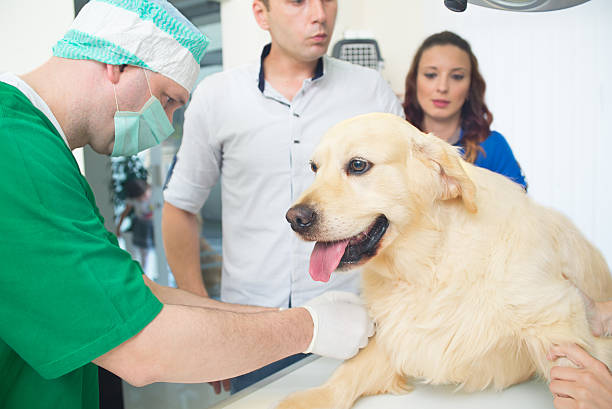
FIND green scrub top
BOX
[0,82,163,409]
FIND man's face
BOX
[147,71,189,123]
[116,68,188,122]
[96,67,189,156]
[254,0,337,62]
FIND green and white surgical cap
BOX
[52,0,209,92]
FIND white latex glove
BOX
[300,291,375,360]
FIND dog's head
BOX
[286,113,477,282]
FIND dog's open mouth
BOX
[309,215,389,282]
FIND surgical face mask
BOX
[111,69,174,157]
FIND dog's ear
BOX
[421,137,478,213]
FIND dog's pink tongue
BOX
[309,240,349,282]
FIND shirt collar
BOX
[257,43,325,93]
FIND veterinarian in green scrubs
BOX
[0,1,375,409]
[0,78,165,408]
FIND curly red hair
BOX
[403,31,492,163]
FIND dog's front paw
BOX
[275,387,338,409]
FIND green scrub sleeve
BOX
[0,88,163,380]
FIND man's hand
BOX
[300,291,375,360]
[547,343,612,409]
[209,379,231,395]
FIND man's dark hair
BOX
[124,177,149,199]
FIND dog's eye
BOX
[348,158,371,175]
[310,162,318,173]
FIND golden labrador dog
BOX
[281,113,612,409]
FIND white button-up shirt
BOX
[164,45,404,307]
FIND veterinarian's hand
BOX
[547,343,612,409]
[301,291,375,360]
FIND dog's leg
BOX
[520,295,612,381]
[275,337,412,409]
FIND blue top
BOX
[455,129,527,189]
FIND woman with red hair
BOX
[403,31,527,189]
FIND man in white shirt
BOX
[162,0,403,392]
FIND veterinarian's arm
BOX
[548,343,612,409]
[93,291,374,386]
[93,304,312,386]
[143,275,270,313]
[143,276,270,394]
[162,202,208,297]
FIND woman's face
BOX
[416,44,471,125]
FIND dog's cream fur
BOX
[278,113,612,409]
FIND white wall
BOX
[220,0,267,69]
[0,0,74,74]
[220,0,612,265]
[220,0,409,72]
[0,0,84,171]
[414,0,612,266]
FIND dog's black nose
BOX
[286,205,316,233]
